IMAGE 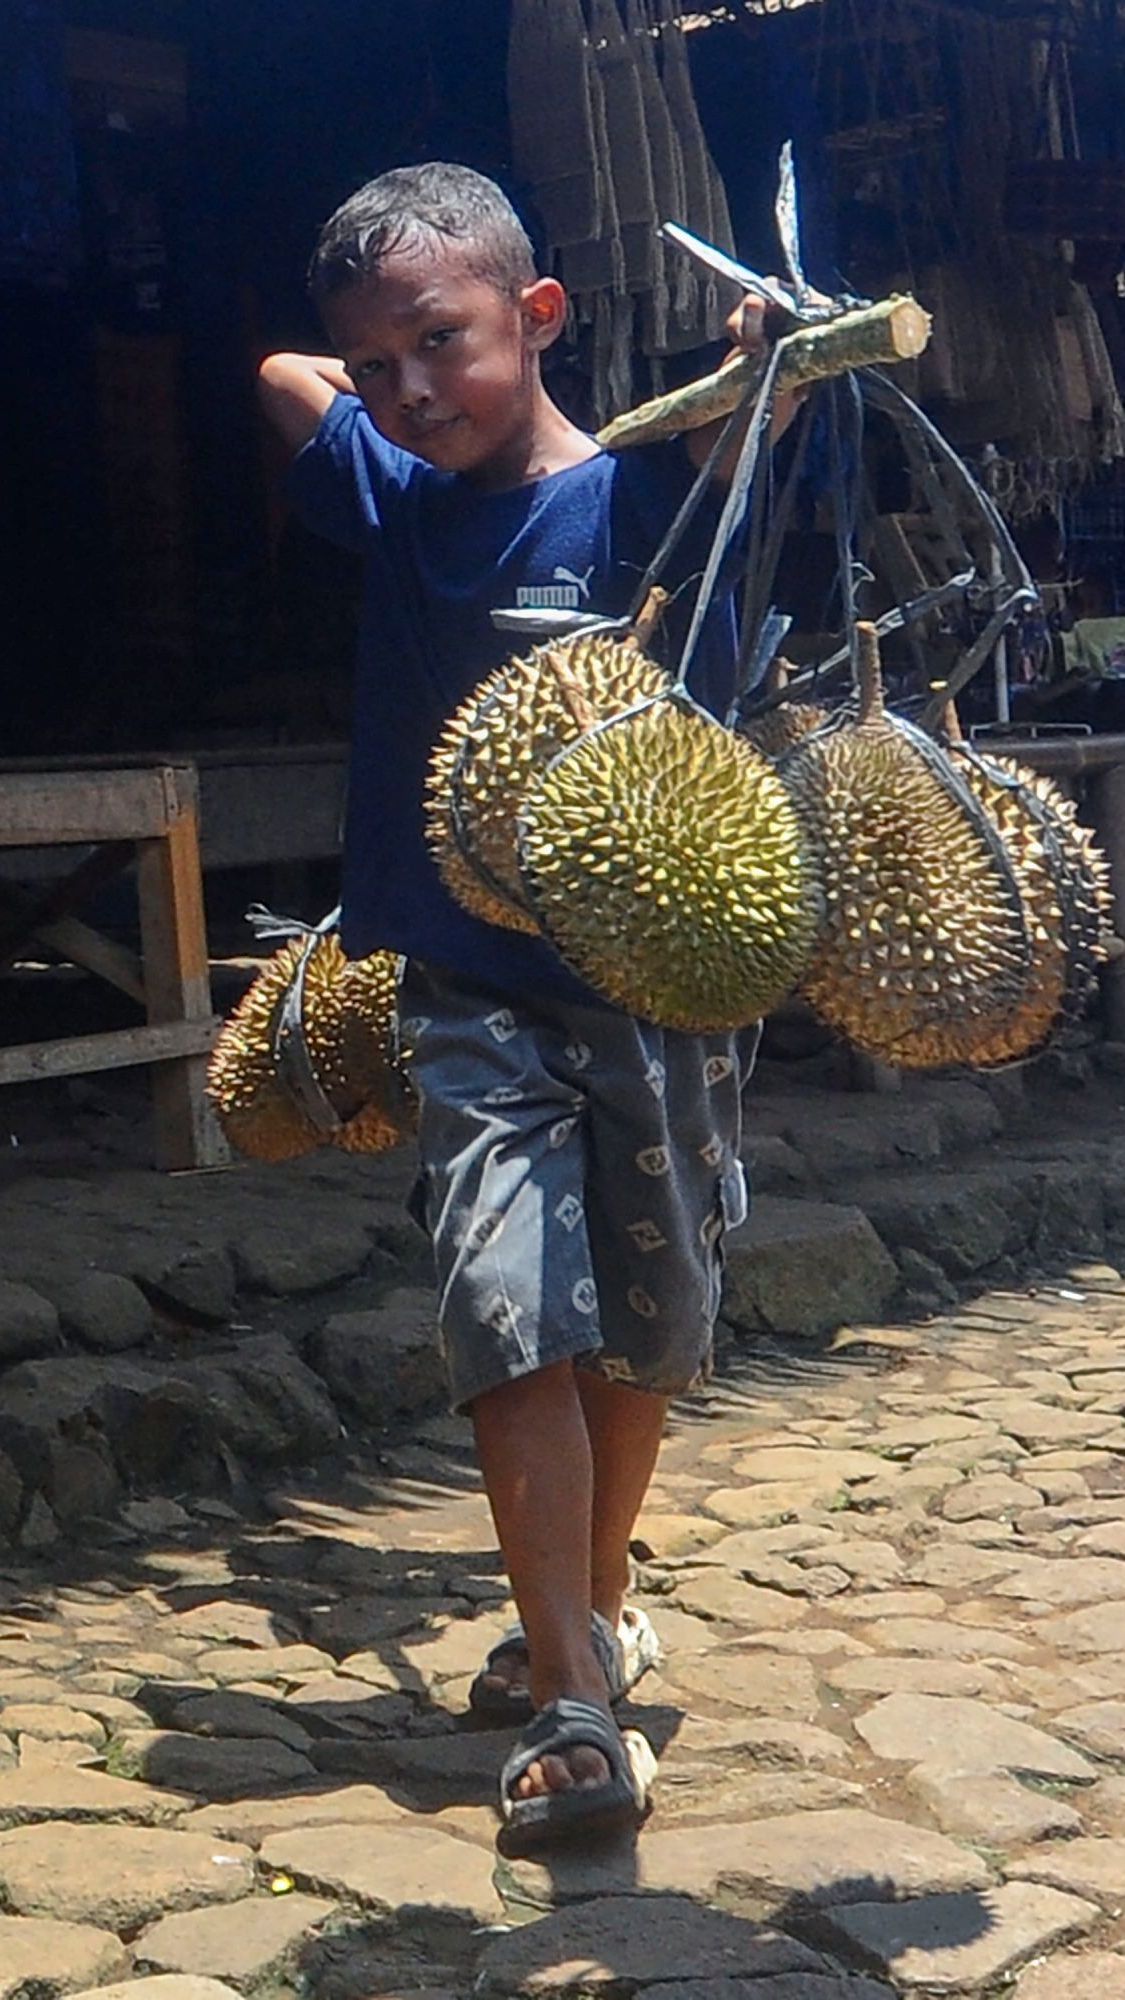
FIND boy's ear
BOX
[520,277,567,352]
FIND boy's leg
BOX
[578,1371,668,1625]
[474,1371,667,1708]
[472,1360,616,1797]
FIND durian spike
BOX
[855,622,884,725]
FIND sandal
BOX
[497,1696,656,1856]
[469,1606,660,1723]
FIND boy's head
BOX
[309,163,565,478]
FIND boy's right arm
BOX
[257,352,355,455]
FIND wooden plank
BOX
[0,1018,219,1086]
[0,769,186,846]
[19,914,146,1005]
[136,776,228,1170]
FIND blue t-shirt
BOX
[289,393,743,1001]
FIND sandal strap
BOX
[501,1697,631,1799]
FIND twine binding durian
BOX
[247,904,345,1136]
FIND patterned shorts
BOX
[398,960,759,1411]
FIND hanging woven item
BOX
[507,0,603,250]
[206,917,414,1161]
[777,624,1032,1062]
[627,0,693,350]
[652,0,738,349]
[589,0,658,296]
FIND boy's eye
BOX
[423,327,457,350]
[352,357,384,382]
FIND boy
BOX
[259,161,790,1853]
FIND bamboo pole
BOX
[596,295,932,451]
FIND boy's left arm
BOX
[684,295,806,480]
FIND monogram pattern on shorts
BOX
[550,1117,577,1148]
[565,1040,593,1070]
[572,1277,599,1314]
[627,1218,668,1253]
[463,1209,504,1252]
[698,1134,723,1167]
[635,1144,671,1177]
[555,1193,584,1232]
[643,1058,667,1099]
[628,1285,659,1319]
[483,1083,525,1107]
[703,1054,735,1086]
[485,1009,518,1043]
[483,1293,523,1336]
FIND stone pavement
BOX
[5,1270,1125,1994]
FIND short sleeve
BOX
[287,393,414,555]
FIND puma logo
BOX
[553,563,595,601]
[515,562,596,610]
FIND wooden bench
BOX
[0,763,226,1170]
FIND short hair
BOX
[309,162,537,305]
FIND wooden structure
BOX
[0,764,226,1170]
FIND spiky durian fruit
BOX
[877,751,1112,1070]
[739,698,831,762]
[328,954,416,1153]
[207,937,327,1162]
[777,624,1031,1062]
[737,657,831,762]
[426,631,670,933]
[517,692,821,1032]
[207,936,413,1160]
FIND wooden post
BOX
[136,766,228,1170]
[1089,762,1125,1043]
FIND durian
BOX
[517,691,821,1032]
[207,934,413,1160]
[426,631,669,933]
[885,743,1112,1069]
[737,658,830,762]
[778,623,1031,1063]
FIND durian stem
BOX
[942,699,964,745]
[632,586,669,650]
[596,295,932,451]
[856,622,884,725]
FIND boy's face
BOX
[324,239,545,477]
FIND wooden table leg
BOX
[137,768,228,1170]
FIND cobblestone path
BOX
[6,1269,1125,1999]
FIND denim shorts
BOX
[398,960,759,1410]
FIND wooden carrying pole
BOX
[597,295,932,451]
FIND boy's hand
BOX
[257,353,354,455]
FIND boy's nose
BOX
[398,362,431,409]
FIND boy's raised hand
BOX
[257,352,355,455]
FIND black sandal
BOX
[497,1696,655,1856]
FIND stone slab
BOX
[478,1895,823,1992]
[0,1765,193,1825]
[136,1892,336,1984]
[854,1694,1095,1781]
[815,1882,1098,1992]
[110,1730,316,1799]
[69,1984,243,2000]
[1009,1837,1125,1907]
[0,1824,254,1929]
[1014,1951,1125,1998]
[0,1912,130,1999]
[499,1810,987,1916]
[258,1820,499,1920]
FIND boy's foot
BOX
[471,1606,660,1722]
[497,1697,656,1854]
